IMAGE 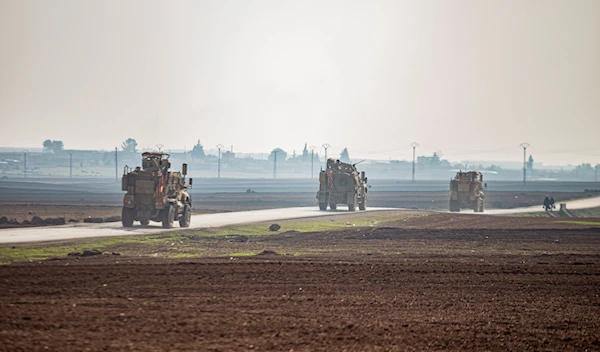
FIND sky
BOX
[0,0,599,165]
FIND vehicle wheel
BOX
[162,204,175,229]
[348,195,357,211]
[140,218,150,226]
[319,202,327,211]
[329,203,337,210]
[122,207,134,227]
[358,197,367,211]
[179,204,191,227]
[333,173,354,192]
[449,200,459,212]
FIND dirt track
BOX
[1,214,599,351]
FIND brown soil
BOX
[1,214,600,351]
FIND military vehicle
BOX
[317,159,369,211]
[121,152,193,228]
[449,171,484,212]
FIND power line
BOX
[115,147,118,182]
[322,143,330,161]
[520,142,530,185]
[216,144,224,178]
[273,150,277,179]
[23,151,27,179]
[410,142,418,183]
[310,145,316,178]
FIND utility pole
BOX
[310,145,316,178]
[322,143,330,162]
[273,150,277,179]
[410,142,418,183]
[115,147,118,182]
[520,142,530,186]
[69,152,73,179]
[23,151,27,179]
[216,144,224,178]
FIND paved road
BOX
[449,196,600,215]
[0,207,392,244]
[2,196,599,244]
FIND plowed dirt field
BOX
[1,214,600,351]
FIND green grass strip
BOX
[555,220,600,226]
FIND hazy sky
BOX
[1,0,599,164]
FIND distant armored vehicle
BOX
[317,159,369,211]
[449,171,484,212]
[121,152,193,228]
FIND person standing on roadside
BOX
[543,195,551,211]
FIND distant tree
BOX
[43,139,53,152]
[269,148,287,162]
[527,155,534,171]
[121,138,138,153]
[53,140,64,152]
[191,140,206,159]
[340,148,350,163]
[42,139,64,153]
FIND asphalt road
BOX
[0,207,392,244]
[2,196,600,244]
[466,195,600,215]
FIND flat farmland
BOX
[1,213,599,351]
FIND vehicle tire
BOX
[319,202,327,211]
[140,218,150,226]
[348,195,357,211]
[449,200,459,212]
[162,204,175,229]
[329,203,337,210]
[179,204,191,227]
[358,197,367,211]
[122,207,134,227]
[333,173,354,192]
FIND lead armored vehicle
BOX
[317,158,369,211]
[121,152,193,228]
[449,171,484,212]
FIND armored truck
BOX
[317,158,369,211]
[449,171,484,212]
[121,152,193,228]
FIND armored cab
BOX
[449,171,484,212]
[121,152,193,228]
[317,158,369,211]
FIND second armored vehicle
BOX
[121,152,193,228]
[449,171,484,212]
[317,159,369,211]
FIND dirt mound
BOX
[226,235,249,243]
[67,249,102,257]
[255,250,280,256]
